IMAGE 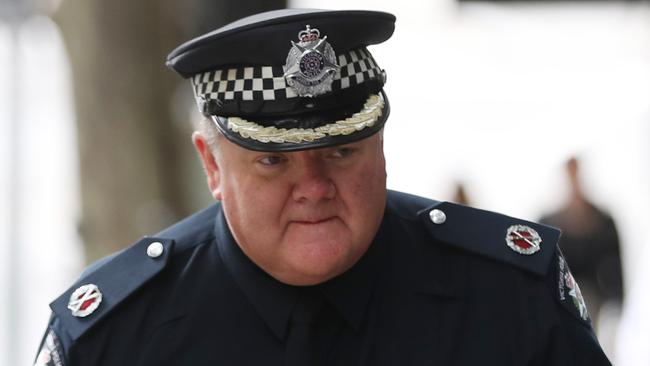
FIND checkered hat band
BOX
[192,47,381,101]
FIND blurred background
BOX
[1,0,648,364]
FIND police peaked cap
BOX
[167,9,396,151]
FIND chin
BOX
[281,268,341,286]
[282,246,359,286]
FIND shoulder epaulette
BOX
[49,237,174,341]
[49,203,222,341]
[418,201,561,276]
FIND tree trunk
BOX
[54,0,285,263]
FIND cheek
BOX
[338,158,386,214]
[223,175,289,234]
[356,156,386,191]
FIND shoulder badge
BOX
[67,283,102,317]
[505,225,542,255]
[418,201,561,276]
[34,328,65,366]
[556,252,591,323]
[49,237,174,341]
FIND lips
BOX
[290,216,337,225]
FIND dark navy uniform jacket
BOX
[35,190,611,365]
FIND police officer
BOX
[34,9,611,366]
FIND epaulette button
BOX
[429,209,447,225]
[146,241,164,258]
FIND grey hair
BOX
[196,116,221,153]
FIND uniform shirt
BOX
[35,191,611,365]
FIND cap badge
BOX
[283,25,339,97]
[68,283,103,317]
[505,225,542,255]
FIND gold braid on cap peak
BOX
[227,94,384,144]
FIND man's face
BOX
[196,132,387,286]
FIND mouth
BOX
[291,216,337,225]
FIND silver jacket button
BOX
[429,209,446,225]
[146,241,164,258]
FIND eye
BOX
[257,154,287,166]
[330,146,357,159]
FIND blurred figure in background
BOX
[451,181,471,206]
[540,156,624,329]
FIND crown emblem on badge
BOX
[283,25,339,97]
[298,25,320,42]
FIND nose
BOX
[291,156,336,203]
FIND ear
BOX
[192,132,223,200]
